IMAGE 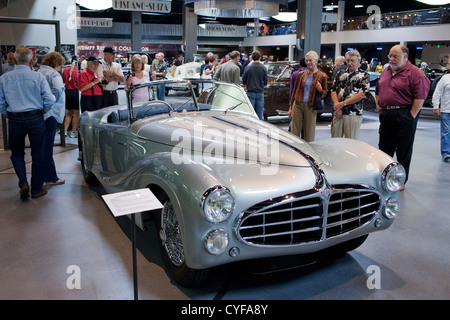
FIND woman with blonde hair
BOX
[125,54,151,102]
[38,51,66,185]
[289,50,328,142]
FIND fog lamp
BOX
[384,198,400,219]
[205,229,229,255]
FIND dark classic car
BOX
[78,79,405,287]
[263,61,377,118]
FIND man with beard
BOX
[375,44,430,190]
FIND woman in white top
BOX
[125,55,151,102]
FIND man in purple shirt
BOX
[375,44,430,190]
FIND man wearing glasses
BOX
[330,50,370,140]
[375,44,430,190]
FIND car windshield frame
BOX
[126,79,257,123]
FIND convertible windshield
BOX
[128,80,256,117]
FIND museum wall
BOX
[0,0,77,53]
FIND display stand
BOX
[102,188,163,300]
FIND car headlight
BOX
[381,162,406,192]
[201,186,235,223]
[205,229,229,255]
[186,68,194,77]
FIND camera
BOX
[98,79,108,86]
[126,71,135,78]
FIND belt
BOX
[7,109,43,116]
[102,90,117,94]
[383,105,409,110]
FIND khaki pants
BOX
[291,101,317,142]
[331,114,363,140]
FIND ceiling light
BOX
[186,0,288,18]
[76,0,112,10]
[272,12,297,22]
[416,0,450,5]
[354,5,364,8]
[323,5,339,11]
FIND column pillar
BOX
[296,0,323,59]
[131,11,142,51]
[183,5,198,62]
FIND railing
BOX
[245,7,449,36]
[343,7,450,31]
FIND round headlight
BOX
[205,229,229,255]
[381,163,406,192]
[201,186,235,223]
[384,198,400,219]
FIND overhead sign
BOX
[113,0,171,13]
[78,17,113,28]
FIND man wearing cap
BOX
[78,56,103,112]
[97,46,124,107]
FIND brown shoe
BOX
[31,188,48,199]
[400,184,406,191]
[20,182,30,200]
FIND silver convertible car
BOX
[78,79,405,287]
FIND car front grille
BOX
[236,185,380,246]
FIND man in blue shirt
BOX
[242,50,268,120]
[0,47,55,199]
[1,52,16,73]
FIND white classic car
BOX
[165,61,202,94]
[78,79,406,287]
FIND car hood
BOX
[131,112,322,168]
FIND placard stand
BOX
[102,188,163,300]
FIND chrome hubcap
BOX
[160,201,184,266]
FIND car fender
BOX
[309,138,395,189]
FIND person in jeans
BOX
[242,50,268,120]
[432,73,450,162]
[38,52,66,186]
[151,52,168,101]
[0,47,55,199]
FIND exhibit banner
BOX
[112,0,171,13]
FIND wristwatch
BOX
[343,101,347,107]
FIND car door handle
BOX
[118,141,127,146]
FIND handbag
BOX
[314,90,324,110]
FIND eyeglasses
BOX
[346,59,359,63]
[387,54,405,60]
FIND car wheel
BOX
[155,195,209,287]
[78,134,98,185]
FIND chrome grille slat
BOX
[242,227,322,241]
[249,203,322,216]
[328,192,373,205]
[326,211,375,229]
[240,215,322,230]
[327,201,379,218]
[236,185,381,246]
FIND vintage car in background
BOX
[165,61,202,94]
[78,79,405,287]
[263,61,377,119]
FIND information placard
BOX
[102,188,163,217]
